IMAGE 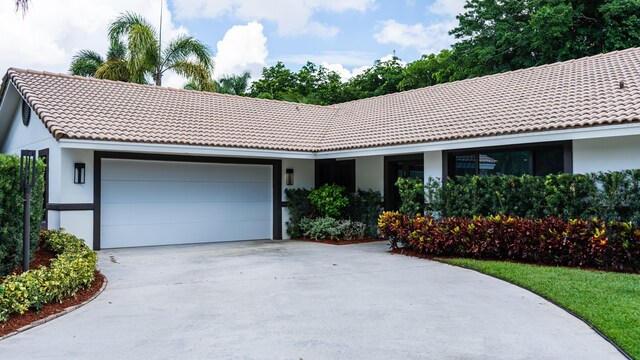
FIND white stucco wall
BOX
[281,158,315,239]
[424,150,443,180]
[355,155,384,193]
[0,108,57,155]
[60,148,94,204]
[573,135,640,173]
[59,211,93,248]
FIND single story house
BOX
[1,48,639,250]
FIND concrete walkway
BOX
[0,240,624,359]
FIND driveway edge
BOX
[0,275,108,341]
[436,260,633,360]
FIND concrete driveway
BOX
[0,240,624,359]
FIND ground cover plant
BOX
[0,230,98,323]
[438,258,640,359]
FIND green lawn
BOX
[438,258,640,359]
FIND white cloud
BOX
[213,22,268,80]
[320,52,398,82]
[374,19,457,55]
[172,0,374,37]
[0,0,188,84]
[428,0,467,16]
[280,51,376,67]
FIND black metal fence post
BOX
[20,150,36,271]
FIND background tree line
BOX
[68,0,640,105]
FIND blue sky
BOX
[0,0,466,86]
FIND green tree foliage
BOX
[216,71,251,95]
[70,40,129,81]
[250,62,343,104]
[343,56,405,100]
[450,0,640,79]
[398,50,457,91]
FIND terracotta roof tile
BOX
[2,47,640,152]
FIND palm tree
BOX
[217,71,251,95]
[106,12,214,89]
[69,40,129,81]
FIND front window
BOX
[448,143,567,177]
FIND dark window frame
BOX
[443,141,572,178]
[314,159,356,193]
[383,153,424,211]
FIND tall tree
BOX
[450,0,640,79]
[342,56,405,100]
[107,12,214,89]
[69,40,129,81]
[217,71,251,95]
[398,49,457,91]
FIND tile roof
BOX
[3,47,640,152]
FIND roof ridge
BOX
[5,67,338,110]
[334,47,640,107]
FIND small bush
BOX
[0,230,97,322]
[300,217,343,240]
[308,184,349,218]
[284,188,314,238]
[378,212,640,272]
[299,217,367,241]
[339,220,367,241]
[395,177,424,215]
[0,154,46,277]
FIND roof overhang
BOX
[60,122,640,160]
[0,80,20,150]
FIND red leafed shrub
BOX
[378,212,640,272]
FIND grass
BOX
[437,258,640,359]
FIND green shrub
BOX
[299,217,367,241]
[284,188,314,238]
[308,184,349,218]
[0,230,97,322]
[300,217,343,240]
[395,177,424,215]
[0,154,45,277]
[339,220,367,241]
[348,189,383,237]
[415,169,640,224]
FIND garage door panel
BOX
[103,160,271,182]
[102,180,271,203]
[102,201,271,225]
[100,159,273,248]
[102,220,271,248]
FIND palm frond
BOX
[162,35,213,73]
[94,58,131,82]
[218,71,251,95]
[106,39,127,61]
[108,12,156,43]
[171,61,215,92]
[69,50,105,77]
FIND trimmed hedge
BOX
[0,230,97,322]
[0,154,45,277]
[420,169,640,224]
[378,212,640,272]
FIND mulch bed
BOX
[295,237,386,245]
[0,243,105,338]
[390,247,435,259]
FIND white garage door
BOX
[100,159,272,248]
